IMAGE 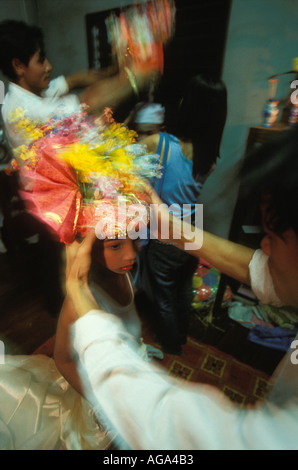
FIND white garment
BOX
[89,273,142,341]
[0,275,146,450]
[1,76,80,150]
[0,354,114,450]
[71,250,298,450]
[89,274,163,361]
[249,249,284,307]
[72,311,298,450]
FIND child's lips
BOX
[120,265,134,271]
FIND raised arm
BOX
[54,233,100,395]
[65,65,117,91]
[64,233,99,318]
[54,296,86,396]
[147,186,255,285]
[181,228,254,285]
[80,67,157,115]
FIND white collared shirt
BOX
[1,76,80,150]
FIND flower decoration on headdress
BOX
[106,0,176,74]
[9,106,159,243]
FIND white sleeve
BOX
[41,76,80,118]
[2,80,81,149]
[71,310,297,450]
[44,76,69,98]
[249,249,284,307]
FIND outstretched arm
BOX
[146,185,255,285]
[80,67,157,115]
[65,65,117,91]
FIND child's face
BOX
[93,237,137,275]
[17,49,52,95]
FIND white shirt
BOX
[89,273,141,341]
[249,249,284,307]
[71,249,298,450]
[1,76,80,150]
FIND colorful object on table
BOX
[192,264,232,311]
[9,106,160,243]
[105,0,176,74]
[288,102,298,125]
[263,99,279,127]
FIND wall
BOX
[0,0,38,88]
[0,0,37,24]
[199,0,298,238]
[37,0,298,238]
[36,0,147,77]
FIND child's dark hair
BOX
[0,20,45,81]
[241,125,298,236]
[173,74,227,178]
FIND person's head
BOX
[242,127,298,308]
[174,74,227,178]
[89,195,149,275]
[0,20,52,95]
[128,102,165,139]
[91,236,137,275]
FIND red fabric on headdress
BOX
[20,143,83,244]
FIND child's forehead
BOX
[103,236,127,244]
[104,238,118,243]
[102,236,137,245]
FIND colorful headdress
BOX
[8,1,176,243]
[106,0,176,74]
[10,106,159,243]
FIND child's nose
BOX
[45,59,52,72]
[125,241,136,262]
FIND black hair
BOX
[173,74,227,178]
[241,125,298,236]
[0,20,45,81]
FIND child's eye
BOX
[109,243,121,250]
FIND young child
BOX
[54,233,163,398]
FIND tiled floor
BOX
[137,293,285,377]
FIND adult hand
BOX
[141,183,175,243]
[143,183,202,252]
[66,230,96,283]
[131,65,160,95]
[65,229,99,317]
